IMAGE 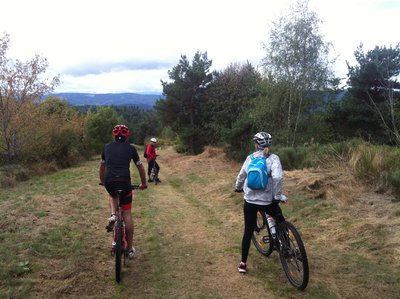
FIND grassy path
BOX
[122,148,279,298]
[1,146,400,298]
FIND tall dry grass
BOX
[348,143,400,194]
[276,140,400,196]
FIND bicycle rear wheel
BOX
[252,211,274,256]
[277,221,309,290]
[115,221,124,283]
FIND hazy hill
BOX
[51,92,163,109]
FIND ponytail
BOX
[263,147,270,157]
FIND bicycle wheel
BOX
[277,221,309,290]
[252,211,274,256]
[150,168,157,185]
[154,170,158,185]
[115,220,124,283]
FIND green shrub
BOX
[274,146,312,170]
[0,165,30,188]
[174,135,190,154]
[224,145,250,162]
[389,169,400,193]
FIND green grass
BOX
[0,158,103,298]
[168,174,224,229]
[187,172,208,184]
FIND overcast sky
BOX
[1,0,399,94]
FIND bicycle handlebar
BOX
[99,183,144,190]
[130,184,140,190]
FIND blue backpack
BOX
[247,154,269,190]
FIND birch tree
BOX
[261,0,333,146]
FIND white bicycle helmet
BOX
[253,132,272,148]
[150,137,157,143]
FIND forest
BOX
[1,1,400,194]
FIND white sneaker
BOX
[105,214,117,232]
[127,247,137,259]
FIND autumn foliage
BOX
[0,34,85,169]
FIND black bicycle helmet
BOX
[253,132,272,148]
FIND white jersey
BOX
[235,150,285,205]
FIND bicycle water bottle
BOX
[267,215,276,238]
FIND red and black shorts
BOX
[105,178,132,211]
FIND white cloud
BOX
[57,69,169,93]
[1,0,399,93]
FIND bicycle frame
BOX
[111,193,128,252]
[110,185,139,283]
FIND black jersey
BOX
[101,141,140,181]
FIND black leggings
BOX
[148,160,160,176]
[241,200,285,263]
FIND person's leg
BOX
[122,209,133,250]
[105,183,118,229]
[148,160,154,181]
[121,191,136,258]
[241,201,258,263]
[264,202,285,224]
[108,195,117,215]
[154,161,161,182]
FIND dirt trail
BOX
[117,147,280,298]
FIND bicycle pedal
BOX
[105,225,113,232]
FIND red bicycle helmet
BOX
[112,124,130,137]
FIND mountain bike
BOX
[252,200,309,290]
[149,157,160,185]
[106,184,140,283]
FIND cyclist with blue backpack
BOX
[234,132,288,273]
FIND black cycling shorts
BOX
[104,179,132,210]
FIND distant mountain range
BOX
[51,92,163,109]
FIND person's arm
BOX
[99,161,106,185]
[136,163,147,189]
[270,154,284,200]
[235,157,249,191]
[100,149,106,185]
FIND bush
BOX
[274,146,313,170]
[0,165,30,188]
[174,135,190,154]
[224,144,250,162]
[389,169,400,194]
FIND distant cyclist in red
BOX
[145,137,161,183]
[99,124,147,259]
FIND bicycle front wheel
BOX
[154,170,158,185]
[115,221,124,283]
[277,221,309,290]
[150,168,157,185]
[252,211,273,256]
